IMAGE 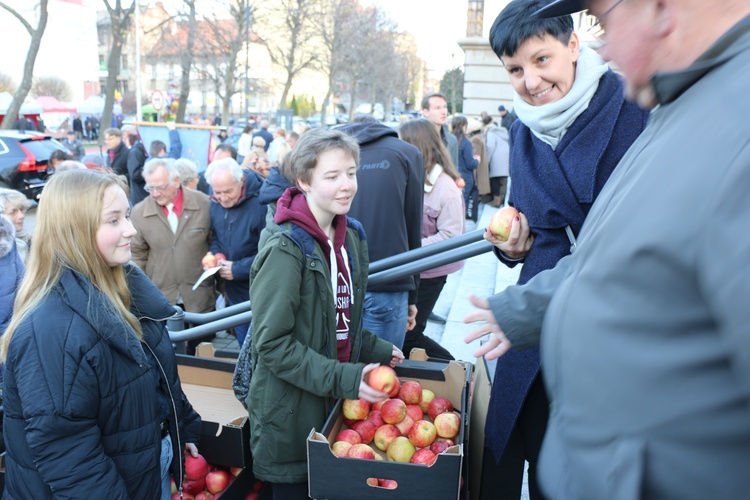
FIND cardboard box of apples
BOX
[307,358,471,499]
[171,455,267,500]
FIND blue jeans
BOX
[160,434,174,500]
[362,291,408,349]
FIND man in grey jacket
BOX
[466,0,750,498]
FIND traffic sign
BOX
[150,90,165,111]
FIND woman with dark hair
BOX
[398,118,465,360]
[1,170,202,499]
[451,115,479,221]
[476,1,650,498]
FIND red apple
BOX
[408,419,437,448]
[367,365,399,394]
[488,206,519,241]
[456,177,466,189]
[350,420,377,445]
[427,397,454,421]
[431,437,455,454]
[366,409,385,429]
[405,404,423,422]
[334,428,362,445]
[173,494,194,500]
[398,381,422,405]
[388,378,401,398]
[347,443,376,460]
[367,477,379,487]
[182,477,206,496]
[202,252,218,268]
[195,492,215,500]
[386,436,416,463]
[342,398,370,421]
[419,389,435,413]
[214,252,227,262]
[331,441,353,457]
[244,494,259,500]
[394,415,415,436]
[373,424,401,451]
[371,399,389,412]
[434,412,461,439]
[410,448,438,466]
[206,469,232,494]
[343,417,357,427]
[185,453,210,480]
[252,481,264,493]
[380,398,406,424]
[378,479,398,490]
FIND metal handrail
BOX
[168,231,494,351]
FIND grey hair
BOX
[143,157,179,181]
[174,158,198,183]
[204,158,244,186]
[56,160,87,172]
[0,188,33,212]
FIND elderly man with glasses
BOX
[466,0,750,498]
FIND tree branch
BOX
[0,2,35,35]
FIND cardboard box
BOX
[469,354,492,498]
[307,359,472,499]
[176,355,251,469]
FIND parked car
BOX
[306,113,337,129]
[0,130,67,201]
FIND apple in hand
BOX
[488,206,520,241]
[407,420,437,448]
[202,252,218,268]
[456,177,466,189]
[386,436,416,463]
[367,365,399,394]
[434,412,461,439]
[373,424,401,451]
[215,252,226,262]
[185,454,210,480]
[342,398,370,421]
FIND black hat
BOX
[535,0,586,18]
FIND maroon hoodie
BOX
[274,187,353,362]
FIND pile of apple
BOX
[332,366,461,470]
[170,454,263,500]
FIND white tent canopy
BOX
[76,95,122,115]
[0,91,44,115]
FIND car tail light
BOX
[17,143,45,172]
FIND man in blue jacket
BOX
[340,114,424,350]
[205,157,267,347]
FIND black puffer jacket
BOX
[2,264,201,499]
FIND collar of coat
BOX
[652,13,750,105]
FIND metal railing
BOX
[168,228,492,353]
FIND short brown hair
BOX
[421,92,448,111]
[288,129,359,186]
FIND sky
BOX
[363,0,469,75]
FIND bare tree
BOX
[0,71,16,94]
[0,0,49,130]
[100,0,136,141]
[174,0,196,123]
[258,0,320,110]
[32,76,73,101]
[199,0,256,124]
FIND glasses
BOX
[586,0,627,41]
[145,184,170,193]
[5,207,28,216]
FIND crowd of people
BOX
[1,0,748,497]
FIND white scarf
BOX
[513,46,609,150]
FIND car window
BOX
[22,139,65,161]
[0,139,8,156]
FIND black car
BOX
[0,130,67,200]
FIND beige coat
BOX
[131,187,216,313]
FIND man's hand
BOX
[184,443,199,457]
[166,121,176,131]
[218,260,234,280]
[464,294,512,360]
[389,346,405,367]
[406,304,418,331]
[358,363,389,402]
[484,211,534,260]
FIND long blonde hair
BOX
[0,170,142,361]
